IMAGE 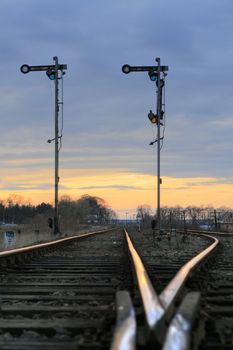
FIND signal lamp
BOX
[148,70,157,81]
[46,69,56,80]
[148,110,158,124]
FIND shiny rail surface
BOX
[159,232,219,311]
[123,228,219,348]
[125,229,164,327]
[0,227,222,349]
[162,292,200,350]
[110,291,136,350]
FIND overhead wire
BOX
[160,74,166,151]
[47,71,64,152]
[150,76,166,147]
[58,72,64,152]
[48,79,55,123]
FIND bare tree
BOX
[136,204,152,228]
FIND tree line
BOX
[136,204,233,229]
[0,194,117,230]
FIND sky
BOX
[0,0,233,217]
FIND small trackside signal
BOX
[48,218,53,229]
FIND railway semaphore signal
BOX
[20,57,67,234]
[122,58,168,238]
[20,63,67,75]
[122,64,168,74]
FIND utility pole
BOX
[20,58,67,234]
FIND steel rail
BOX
[124,228,165,346]
[125,229,164,327]
[111,291,136,350]
[123,228,219,348]
[159,232,219,311]
[0,228,112,259]
[186,228,233,236]
[162,292,200,350]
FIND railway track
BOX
[0,229,131,349]
[191,232,233,349]
[126,228,232,349]
[0,226,230,349]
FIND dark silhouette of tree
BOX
[58,194,117,231]
[136,204,152,228]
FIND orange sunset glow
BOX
[0,1,232,221]
[1,168,232,213]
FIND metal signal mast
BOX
[21,56,67,234]
[122,58,168,236]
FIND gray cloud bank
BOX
[0,0,232,184]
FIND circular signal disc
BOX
[20,64,30,74]
[122,64,131,74]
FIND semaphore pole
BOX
[54,56,59,234]
[156,57,162,235]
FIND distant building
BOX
[217,211,233,233]
[86,214,99,224]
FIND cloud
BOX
[186,178,233,187]
[0,0,232,209]
[0,183,68,191]
[162,187,188,191]
[79,185,143,190]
